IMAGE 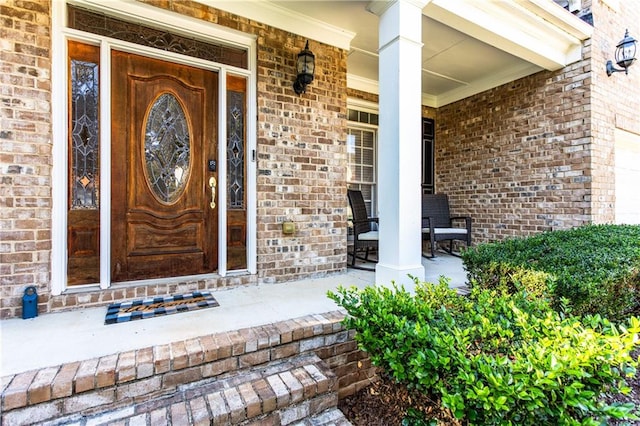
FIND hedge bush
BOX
[461,224,640,320]
[328,279,640,425]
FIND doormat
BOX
[105,291,219,324]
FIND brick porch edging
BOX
[1,310,376,424]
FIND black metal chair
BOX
[422,193,471,258]
[347,189,378,270]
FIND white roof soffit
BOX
[200,1,356,50]
[425,0,593,71]
[427,62,540,108]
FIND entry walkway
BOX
[1,253,466,377]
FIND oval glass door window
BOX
[143,93,191,203]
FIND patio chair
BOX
[347,189,378,270]
[422,193,471,258]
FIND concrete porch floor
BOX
[1,253,467,378]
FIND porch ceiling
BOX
[206,0,593,107]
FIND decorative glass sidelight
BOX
[227,90,245,209]
[144,93,191,203]
[70,59,99,209]
[67,40,101,286]
[226,76,247,270]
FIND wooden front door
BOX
[111,51,218,282]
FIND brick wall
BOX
[588,0,640,222]
[0,0,349,318]
[435,40,594,243]
[436,65,593,243]
[421,105,436,120]
[0,0,53,318]
[346,88,378,104]
[433,0,640,244]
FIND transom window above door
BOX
[67,5,248,69]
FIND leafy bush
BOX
[462,224,640,320]
[328,279,640,425]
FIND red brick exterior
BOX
[436,60,595,242]
[0,0,348,317]
[1,311,375,424]
[1,0,53,318]
[432,0,639,244]
[1,0,638,317]
[588,0,640,223]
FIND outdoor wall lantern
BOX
[293,40,315,95]
[606,29,637,76]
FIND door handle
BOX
[208,177,216,209]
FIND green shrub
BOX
[467,262,554,299]
[461,224,640,320]
[328,279,640,425]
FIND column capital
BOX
[366,0,431,17]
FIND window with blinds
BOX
[347,108,378,216]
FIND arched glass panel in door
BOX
[143,93,191,204]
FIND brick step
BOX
[1,311,374,426]
[291,408,353,426]
[27,354,338,425]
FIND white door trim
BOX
[51,0,257,294]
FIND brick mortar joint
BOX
[1,310,349,411]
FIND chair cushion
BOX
[358,230,379,241]
[422,227,468,235]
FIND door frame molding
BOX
[51,0,257,295]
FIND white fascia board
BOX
[421,93,438,108]
[426,0,593,71]
[347,97,379,113]
[347,74,380,95]
[200,0,356,50]
[70,0,256,48]
[518,0,594,37]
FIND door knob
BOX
[209,177,216,209]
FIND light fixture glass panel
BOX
[621,42,636,63]
[616,30,637,68]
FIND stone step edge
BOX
[1,310,352,412]
[290,407,354,426]
[20,357,338,426]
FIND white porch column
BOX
[371,0,427,289]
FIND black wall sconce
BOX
[606,29,637,76]
[293,40,315,95]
